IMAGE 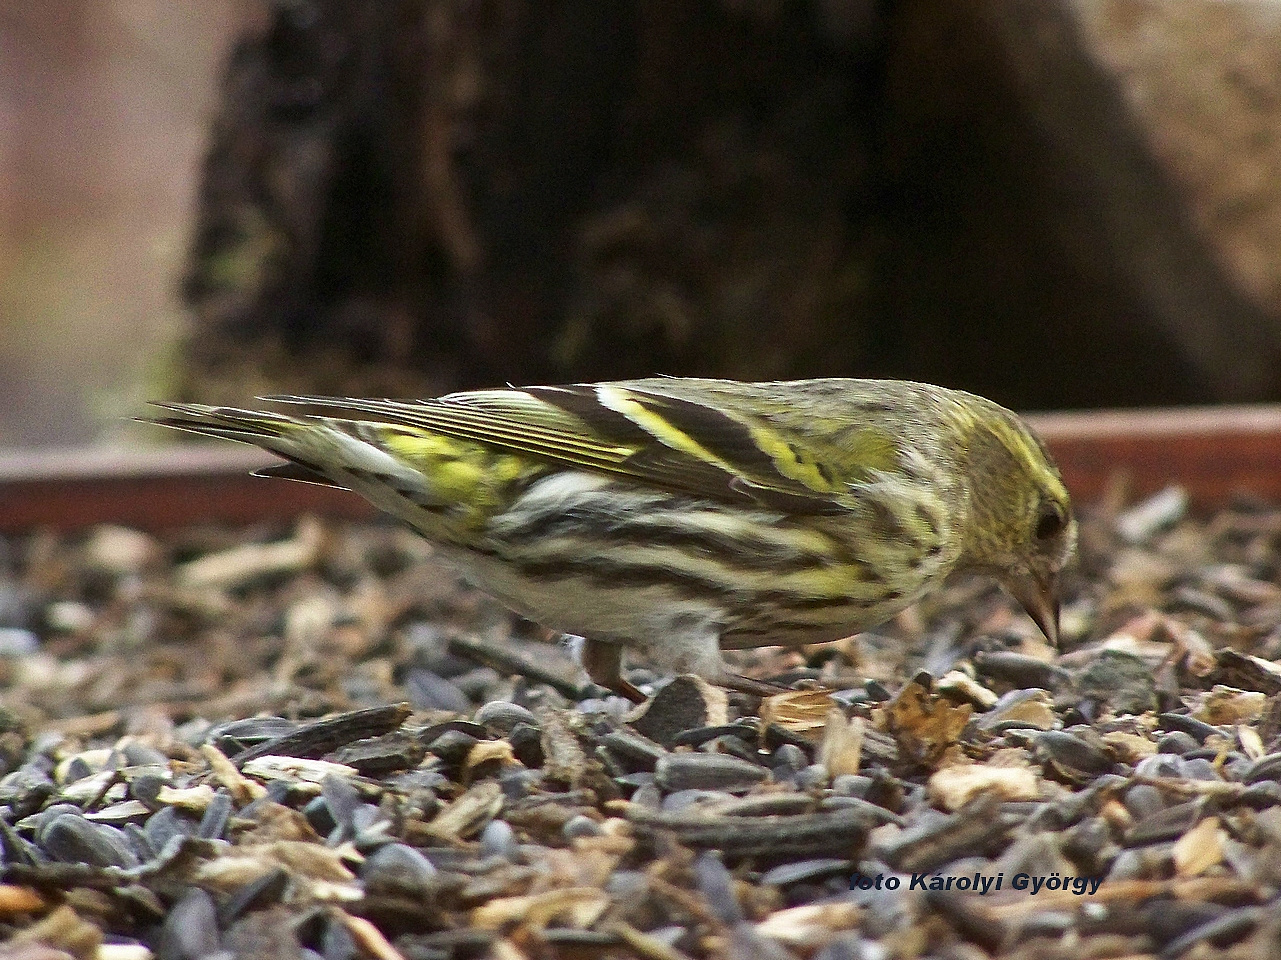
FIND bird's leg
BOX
[637,620,795,699]
[578,637,646,703]
[579,629,796,702]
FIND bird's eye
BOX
[1035,502,1066,541]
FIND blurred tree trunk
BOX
[177,0,883,402]
[176,0,1281,410]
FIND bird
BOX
[149,378,1076,701]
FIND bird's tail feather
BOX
[147,403,345,487]
[144,404,479,540]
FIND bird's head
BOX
[954,402,1076,645]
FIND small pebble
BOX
[362,842,438,897]
[479,819,518,860]
[1156,731,1199,755]
[156,888,220,959]
[406,668,473,712]
[0,627,39,656]
[1115,486,1189,544]
[474,700,538,731]
[792,764,830,790]
[563,814,603,841]
[655,753,769,793]
[771,743,809,776]
[40,814,140,869]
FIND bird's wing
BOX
[263,383,897,514]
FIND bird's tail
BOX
[150,402,487,536]
[148,403,345,487]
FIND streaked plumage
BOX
[149,378,1076,700]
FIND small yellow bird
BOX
[151,378,1076,700]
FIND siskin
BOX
[151,378,1076,700]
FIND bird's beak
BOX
[1007,573,1060,646]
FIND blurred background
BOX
[4,0,1281,448]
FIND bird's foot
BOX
[578,637,648,703]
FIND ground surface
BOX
[1,488,1280,957]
